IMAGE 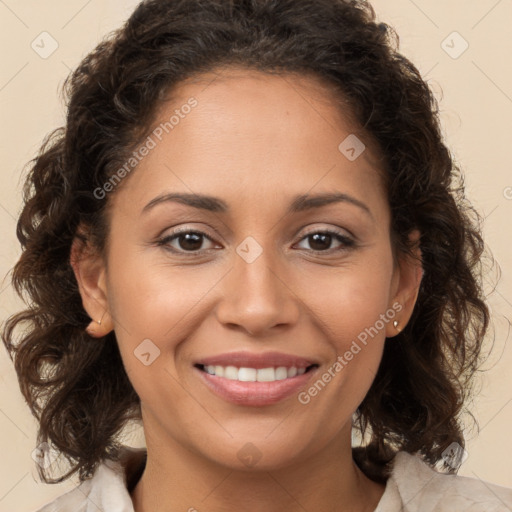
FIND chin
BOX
[194,433,315,472]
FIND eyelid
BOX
[157,224,221,243]
[298,224,354,239]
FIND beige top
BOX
[34,447,512,511]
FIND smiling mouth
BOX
[195,364,318,382]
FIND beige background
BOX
[0,1,511,510]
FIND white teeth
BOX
[257,367,275,382]
[287,367,297,378]
[224,366,239,380]
[275,367,288,380]
[202,365,310,382]
[238,367,257,382]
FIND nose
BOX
[215,249,300,337]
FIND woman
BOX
[3,0,512,510]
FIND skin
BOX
[72,67,423,512]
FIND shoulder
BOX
[32,446,145,512]
[377,450,512,512]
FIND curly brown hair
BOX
[2,0,491,485]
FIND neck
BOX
[130,424,386,512]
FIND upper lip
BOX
[195,351,318,369]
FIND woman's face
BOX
[77,67,421,470]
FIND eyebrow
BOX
[142,192,373,219]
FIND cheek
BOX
[108,263,205,336]
[298,255,394,346]
[106,230,219,333]
[104,247,223,385]
[294,255,394,407]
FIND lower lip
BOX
[195,366,317,406]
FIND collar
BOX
[36,447,512,511]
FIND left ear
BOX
[386,229,423,337]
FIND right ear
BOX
[70,226,113,337]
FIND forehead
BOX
[156,66,362,151]
[110,67,388,221]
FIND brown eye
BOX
[157,230,217,253]
[173,232,205,251]
[295,230,355,253]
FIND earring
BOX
[97,311,106,325]
[86,311,109,337]
[393,320,401,333]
